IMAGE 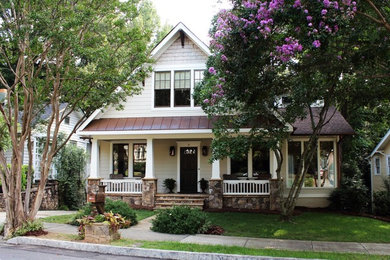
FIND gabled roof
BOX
[370,129,390,158]
[150,22,211,60]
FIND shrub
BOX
[13,221,44,237]
[329,175,369,213]
[54,144,86,210]
[69,203,93,226]
[204,225,224,235]
[104,198,138,226]
[151,206,210,234]
[374,177,390,216]
[0,164,29,192]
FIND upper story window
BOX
[174,71,191,107]
[387,155,390,175]
[64,116,70,125]
[154,69,204,108]
[154,71,171,107]
[194,70,204,106]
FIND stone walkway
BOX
[41,216,390,255]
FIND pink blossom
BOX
[323,0,331,8]
[321,9,328,15]
[221,54,228,62]
[313,40,321,48]
[208,67,217,75]
[306,16,312,21]
[203,99,209,104]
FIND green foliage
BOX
[69,203,93,226]
[151,206,210,234]
[329,166,369,213]
[105,198,138,226]
[0,114,10,151]
[374,177,390,216]
[163,178,176,193]
[77,212,130,239]
[54,144,86,210]
[0,164,29,192]
[13,221,44,237]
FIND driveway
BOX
[0,210,76,225]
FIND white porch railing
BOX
[223,180,270,195]
[101,179,143,194]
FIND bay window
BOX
[194,70,204,106]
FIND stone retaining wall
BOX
[0,181,59,211]
[106,193,142,207]
[223,195,270,210]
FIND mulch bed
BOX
[24,229,48,236]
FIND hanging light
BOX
[169,146,176,156]
[0,89,7,103]
[202,146,208,156]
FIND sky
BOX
[150,0,232,44]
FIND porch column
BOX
[90,139,99,178]
[145,138,154,178]
[209,159,223,209]
[142,138,157,208]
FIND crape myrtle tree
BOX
[194,0,359,219]
[0,0,156,237]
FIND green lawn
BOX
[111,239,390,260]
[41,209,155,224]
[206,212,390,243]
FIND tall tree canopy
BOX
[194,0,388,218]
[0,0,157,237]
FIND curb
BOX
[7,237,308,260]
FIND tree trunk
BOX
[24,133,33,217]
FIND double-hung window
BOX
[374,157,381,175]
[154,71,171,107]
[174,71,191,106]
[194,70,204,106]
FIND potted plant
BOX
[199,178,209,193]
[163,178,176,193]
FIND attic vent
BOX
[179,30,185,48]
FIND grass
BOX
[40,209,155,224]
[111,239,390,260]
[205,211,390,243]
[40,213,78,224]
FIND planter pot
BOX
[84,222,120,243]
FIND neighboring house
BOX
[369,129,390,198]
[78,23,354,210]
[5,104,89,181]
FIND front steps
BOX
[154,194,208,209]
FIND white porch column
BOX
[145,138,155,179]
[248,149,253,178]
[90,139,99,178]
[270,149,278,179]
[211,159,221,180]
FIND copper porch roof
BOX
[82,109,354,136]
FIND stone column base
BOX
[142,178,157,208]
[208,179,223,209]
[269,179,281,211]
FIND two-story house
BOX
[78,23,354,210]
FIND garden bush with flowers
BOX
[193,0,365,219]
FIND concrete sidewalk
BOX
[41,216,390,255]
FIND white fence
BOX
[223,180,270,195]
[101,179,143,194]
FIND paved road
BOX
[0,242,157,260]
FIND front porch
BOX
[87,135,280,210]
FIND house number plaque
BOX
[184,148,196,155]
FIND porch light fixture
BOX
[169,146,176,156]
[0,89,7,103]
[202,146,208,156]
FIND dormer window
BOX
[174,71,191,106]
[154,71,171,107]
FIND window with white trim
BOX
[133,143,146,178]
[287,139,337,188]
[387,155,390,175]
[174,71,191,106]
[154,71,171,107]
[374,157,381,175]
[194,70,204,106]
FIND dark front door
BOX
[180,147,198,193]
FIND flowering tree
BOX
[195,0,360,219]
[0,0,156,237]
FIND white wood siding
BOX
[100,35,208,119]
